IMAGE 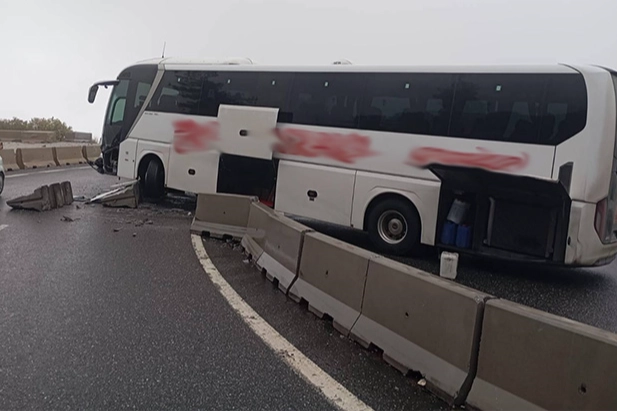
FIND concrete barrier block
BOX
[50,183,64,208]
[350,257,489,401]
[20,147,55,168]
[255,212,312,292]
[88,181,140,208]
[0,148,23,171]
[82,145,101,162]
[61,181,73,205]
[55,146,85,166]
[289,232,380,335]
[7,185,52,211]
[467,299,617,411]
[190,193,258,239]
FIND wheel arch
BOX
[137,152,165,181]
[362,191,424,236]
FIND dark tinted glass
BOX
[198,71,259,116]
[542,74,587,144]
[450,74,547,143]
[287,72,365,128]
[255,72,294,122]
[359,73,456,135]
[149,70,203,115]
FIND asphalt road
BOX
[0,166,448,410]
[294,218,617,334]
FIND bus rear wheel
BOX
[366,197,420,256]
[142,158,165,200]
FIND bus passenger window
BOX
[287,72,364,129]
[359,73,456,136]
[450,74,546,143]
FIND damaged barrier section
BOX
[7,181,74,211]
[191,192,617,410]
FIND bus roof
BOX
[130,57,605,75]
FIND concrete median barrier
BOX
[350,257,489,402]
[82,145,101,162]
[190,193,258,239]
[20,147,56,168]
[55,146,85,166]
[467,299,617,411]
[254,211,313,292]
[241,202,275,262]
[0,148,23,171]
[288,232,380,335]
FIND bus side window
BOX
[287,72,364,129]
[255,72,295,123]
[543,74,587,144]
[150,70,203,115]
[358,73,455,136]
[450,74,546,143]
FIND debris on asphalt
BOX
[7,181,74,212]
[61,216,74,222]
[135,220,145,227]
[75,205,81,210]
[417,379,427,387]
[132,232,137,237]
[73,196,89,202]
[145,219,154,225]
[113,228,121,233]
[242,259,250,264]
[88,180,140,208]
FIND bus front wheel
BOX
[142,158,165,200]
[366,197,420,256]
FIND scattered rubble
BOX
[61,216,74,222]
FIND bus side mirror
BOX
[88,85,98,104]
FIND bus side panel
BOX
[117,137,138,179]
[167,149,220,194]
[351,172,441,246]
[274,160,356,227]
[553,69,615,203]
[273,124,556,183]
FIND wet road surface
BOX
[0,166,448,410]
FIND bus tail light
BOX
[595,177,617,244]
[595,198,608,240]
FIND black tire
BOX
[366,197,421,256]
[0,173,4,196]
[143,159,165,200]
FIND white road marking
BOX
[191,234,372,411]
[6,166,91,179]
[0,225,7,232]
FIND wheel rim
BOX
[377,210,407,245]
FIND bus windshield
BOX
[99,64,158,168]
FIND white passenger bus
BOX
[88,58,617,267]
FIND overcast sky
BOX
[1,0,616,138]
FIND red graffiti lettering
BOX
[274,128,377,163]
[407,147,529,171]
[173,119,219,154]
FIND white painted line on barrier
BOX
[7,166,91,179]
[0,225,7,232]
[191,234,372,411]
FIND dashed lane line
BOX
[191,234,373,411]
